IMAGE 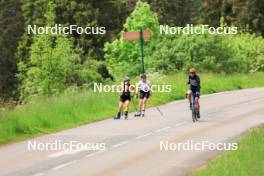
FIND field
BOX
[0,72,264,144]
[191,126,264,176]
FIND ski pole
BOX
[131,95,138,111]
[155,106,164,117]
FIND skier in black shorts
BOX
[114,76,132,120]
[135,74,152,117]
[186,68,201,118]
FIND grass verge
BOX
[190,125,264,176]
[0,72,264,144]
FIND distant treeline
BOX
[0,0,263,101]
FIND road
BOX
[0,88,264,176]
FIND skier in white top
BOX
[135,74,152,117]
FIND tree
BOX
[231,0,264,36]
[104,0,159,79]
[200,0,222,27]
[19,2,82,100]
[147,0,201,26]
[209,0,264,36]
[15,0,49,90]
[0,0,24,100]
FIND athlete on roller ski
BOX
[114,76,134,120]
[134,74,152,117]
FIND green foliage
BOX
[105,1,159,79]
[18,1,104,100]
[15,0,49,96]
[55,0,99,56]
[1,0,264,101]
[147,0,201,26]
[200,0,222,27]
[105,1,264,78]
[226,34,264,73]
[147,33,264,74]
[19,2,80,100]
[78,59,104,84]
[1,72,264,144]
[16,0,48,65]
[205,0,264,36]
[0,0,24,99]
[123,1,159,34]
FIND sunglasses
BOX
[189,72,195,74]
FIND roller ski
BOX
[134,110,141,117]
[141,109,145,117]
[124,111,128,120]
[114,112,121,120]
[134,110,145,117]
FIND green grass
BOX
[190,126,264,176]
[0,72,264,144]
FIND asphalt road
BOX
[0,88,264,176]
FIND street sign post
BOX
[123,29,151,74]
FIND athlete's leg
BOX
[195,97,200,111]
[195,95,200,118]
[141,98,148,117]
[124,100,130,119]
[142,97,148,110]
[114,101,123,119]
[125,100,130,112]
[138,99,143,110]
[135,98,143,116]
[118,101,124,112]
[187,90,192,104]
[187,90,192,109]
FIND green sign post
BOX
[123,29,151,74]
[139,29,145,74]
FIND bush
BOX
[147,33,264,74]
[105,1,264,79]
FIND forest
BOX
[0,0,264,103]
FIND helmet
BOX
[189,68,196,73]
[123,76,130,82]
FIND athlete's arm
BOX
[119,82,123,95]
[197,76,201,92]
[148,81,152,96]
[186,76,190,85]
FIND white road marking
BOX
[48,151,65,158]
[32,173,45,176]
[155,126,171,133]
[112,141,129,148]
[86,150,105,158]
[48,149,84,158]
[51,160,77,171]
[48,123,186,159]
[135,132,152,139]
[175,121,187,127]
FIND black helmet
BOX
[123,76,130,82]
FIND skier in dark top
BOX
[186,68,201,118]
[114,76,133,120]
